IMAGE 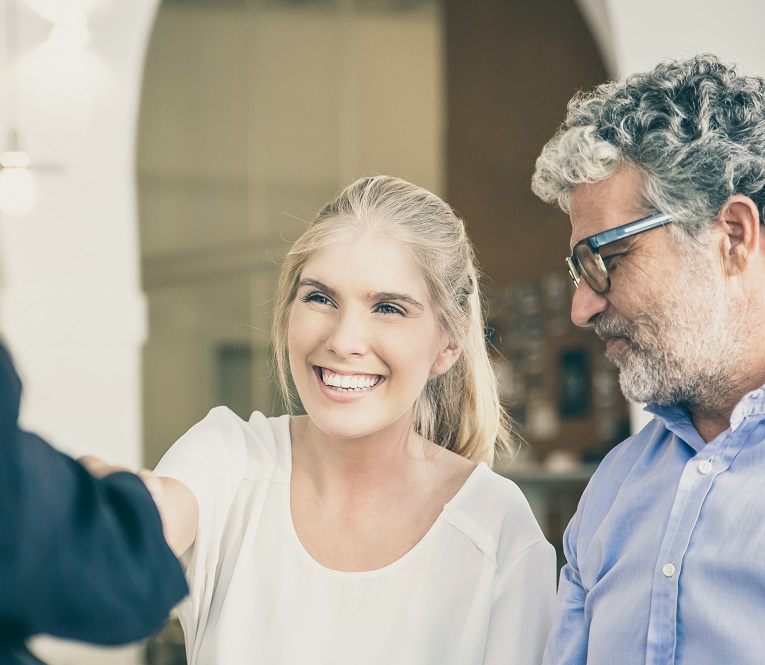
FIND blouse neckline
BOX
[279,414,487,578]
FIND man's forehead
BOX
[568,170,650,246]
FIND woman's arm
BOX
[153,475,199,557]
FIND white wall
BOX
[0,1,160,662]
[0,0,160,462]
[607,0,765,80]
[578,0,765,82]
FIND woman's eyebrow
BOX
[296,278,337,299]
[297,279,424,311]
[367,291,425,311]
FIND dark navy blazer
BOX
[0,342,187,664]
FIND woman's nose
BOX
[326,309,369,358]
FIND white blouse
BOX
[155,407,556,665]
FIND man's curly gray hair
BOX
[532,54,765,239]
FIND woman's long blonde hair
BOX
[271,175,514,466]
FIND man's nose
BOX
[570,280,608,327]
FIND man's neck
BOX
[690,411,731,444]
[689,374,765,443]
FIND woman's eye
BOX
[301,292,333,306]
[375,303,404,316]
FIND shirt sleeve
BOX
[483,539,557,665]
[542,507,588,665]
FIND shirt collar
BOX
[643,383,765,452]
[729,384,765,430]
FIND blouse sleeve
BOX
[154,405,258,558]
[154,409,281,663]
[482,538,557,665]
[154,406,249,509]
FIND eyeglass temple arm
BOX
[588,213,673,249]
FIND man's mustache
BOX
[594,315,627,339]
[593,315,639,350]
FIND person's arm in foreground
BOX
[0,344,188,646]
[80,456,199,560]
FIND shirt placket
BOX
[644,425,750,665]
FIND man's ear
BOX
[719,195,761,276]
[430,342,461,377]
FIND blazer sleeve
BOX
[0,343,188,645]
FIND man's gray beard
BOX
[594,268,748,411]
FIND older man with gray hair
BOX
[532,54,765,665]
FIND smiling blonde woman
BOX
[148,176,555,664]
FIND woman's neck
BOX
[290,414,435,501]
[287,414,476,572]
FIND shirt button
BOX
[662,563,676,578]
[698,460,713,474]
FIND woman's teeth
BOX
[321,369,380,391]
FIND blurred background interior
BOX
[3,0,765,663]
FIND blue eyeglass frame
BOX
[566,212,673,295]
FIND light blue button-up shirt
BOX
[543,385,765,665]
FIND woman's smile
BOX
[316,367,383,391]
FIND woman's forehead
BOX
[298,234,431,299]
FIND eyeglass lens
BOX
[573,243,609,294]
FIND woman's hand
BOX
[78,454,131,477]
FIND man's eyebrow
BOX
[296,278,337,299]
[600,236,637,254]
[367,291,425,311]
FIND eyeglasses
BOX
[565,212,673,295]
